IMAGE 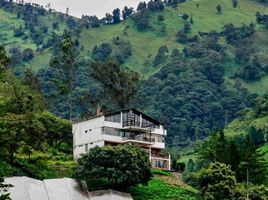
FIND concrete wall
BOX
[72,112,167,158]
[73,117,105,158]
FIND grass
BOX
[2,0,268,90]
[0,9,37,50]
[259,143,268,163]
[224,108,268,138]
[240,76,268,94]
[0,149,76,179]
[21,0,268,77]
[129,174,200,200]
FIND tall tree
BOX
[198,162,237,200]
[0,46,10,72]
[91,59,140,109]
[49,34,78,119]
[122,6,134,20]
[112,8,121,24]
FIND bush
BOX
[133,11,150,31]
[234,183,268,200]
[198,162,237,200]
[74,145,152,191]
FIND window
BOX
[85,144,88,152]
[123,110,140,127]
[103,127,120,136]
[105,112,121,123]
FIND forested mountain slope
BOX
[1,0,268,147]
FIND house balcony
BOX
[122,121,156,132]
[122,135,155,146]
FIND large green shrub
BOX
[74,144,152,191]
[198,162,237,200]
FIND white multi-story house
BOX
[73,108,171,170]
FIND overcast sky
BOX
[24,0,148,18]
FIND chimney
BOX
[96,104,103,117]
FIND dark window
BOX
[105,112,121,123]
[103,127,120,136]
[123,110,140,127]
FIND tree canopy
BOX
[74,145,152,191]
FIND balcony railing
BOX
[122,136,155,143]
[122,121,156,129]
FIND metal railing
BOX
[122,120,156,129]
[122,136,155,143]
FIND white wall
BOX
[72,112,168,158]
[73,116,105,158]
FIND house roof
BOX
[105,108,164,125]
[73,108,164,126]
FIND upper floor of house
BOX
[73,108,166,148]
[73,108,167,136]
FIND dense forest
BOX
[0,0,268,199]
[1,0,268,147]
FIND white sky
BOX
[24,0,148,18]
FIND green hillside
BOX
[22,0,268,77]
[1,0,268,146]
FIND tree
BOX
[158,14,165,22]
[112,8,121,24]
[176,30,188,43]
[9,46,22,66]
[92,43,112,61]
[137,2,147,11]
[216,4,222,14]
[182,13,189,21]
[198,162,237,200]
[133,11,150,30]
[58,34,77,120]
[22,48,34,61]
[122,6,133,20]
[0,46,10,72]
[0,175,11,200]
[197,131,229,167]
[190,16,194,24]
[105,13,113,24]
[74,145,152,191]
[235,56,262,81]
[91,59,140,109]
[237,134,267,184]
[37,111,72,149]
[183,23,191,33]
[232,0,238,8]
[153,45,169,66]
[23,68,41,91]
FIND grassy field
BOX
[9,0,266,77]
[0,9,37,50]
[224,108,268,138]
[1,0,268,91]
[129,171,200,200]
